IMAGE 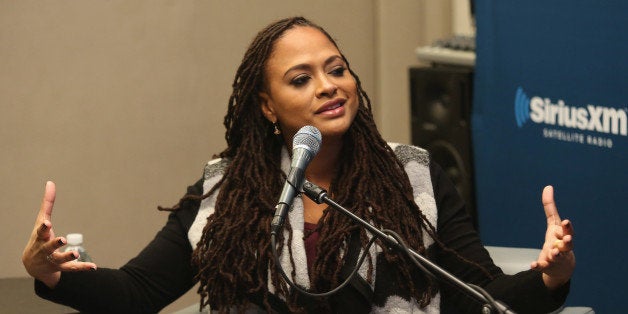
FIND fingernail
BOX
[40,223,48,231]
[90,266,97,271]
[57,239,65,246]
[72,252,79,259]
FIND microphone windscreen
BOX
[293,126,322,155]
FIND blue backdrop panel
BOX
[472,1,627,312]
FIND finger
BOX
[47,250,76,264]
[552,220,574,252]
[553,239,566,251]
[55,254,98,272]
[59,261,98,272]
[562,220,574,236]
[549,248,561,262]
[43,237,66,255]
[530,260,540,270]
[48,252,98,271]
[36,220,52,240]
[37,181,56,224]
[531,250,551,270]
[559,234,574,252]
[536,249,559,267]
[532,259,550,270]
[60,251,80,264]
[542,185,561,225]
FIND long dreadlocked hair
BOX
[165,16,492,313]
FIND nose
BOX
[315,76,337,98]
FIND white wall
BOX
[374,0,453,143]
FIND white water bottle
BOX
[63,233,93,262]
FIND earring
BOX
[273,122,281,135]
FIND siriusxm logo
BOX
[514,87,627,136]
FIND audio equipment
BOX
[409,66,478,230]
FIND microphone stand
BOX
[301,181,515,314]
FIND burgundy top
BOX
[303,222,320,274]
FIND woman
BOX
[22,17,574,313]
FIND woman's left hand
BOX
[531,185,575,290]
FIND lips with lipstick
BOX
[316,99,346,115]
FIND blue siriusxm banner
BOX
[472,1,627,312]
[513,86,625,148]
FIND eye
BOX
[329,66,346,77]
[291,74,310,87]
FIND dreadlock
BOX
[162,16,492,313]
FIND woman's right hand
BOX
[22,181,97,289]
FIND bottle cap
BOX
[66,233,84,246]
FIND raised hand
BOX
[530,185,575,290]
[22,181,97,289]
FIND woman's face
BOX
[259,26,358,145]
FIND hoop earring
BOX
[273,122,281,135]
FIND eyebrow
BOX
[282,55,344,79]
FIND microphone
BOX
[271,125,322,235]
